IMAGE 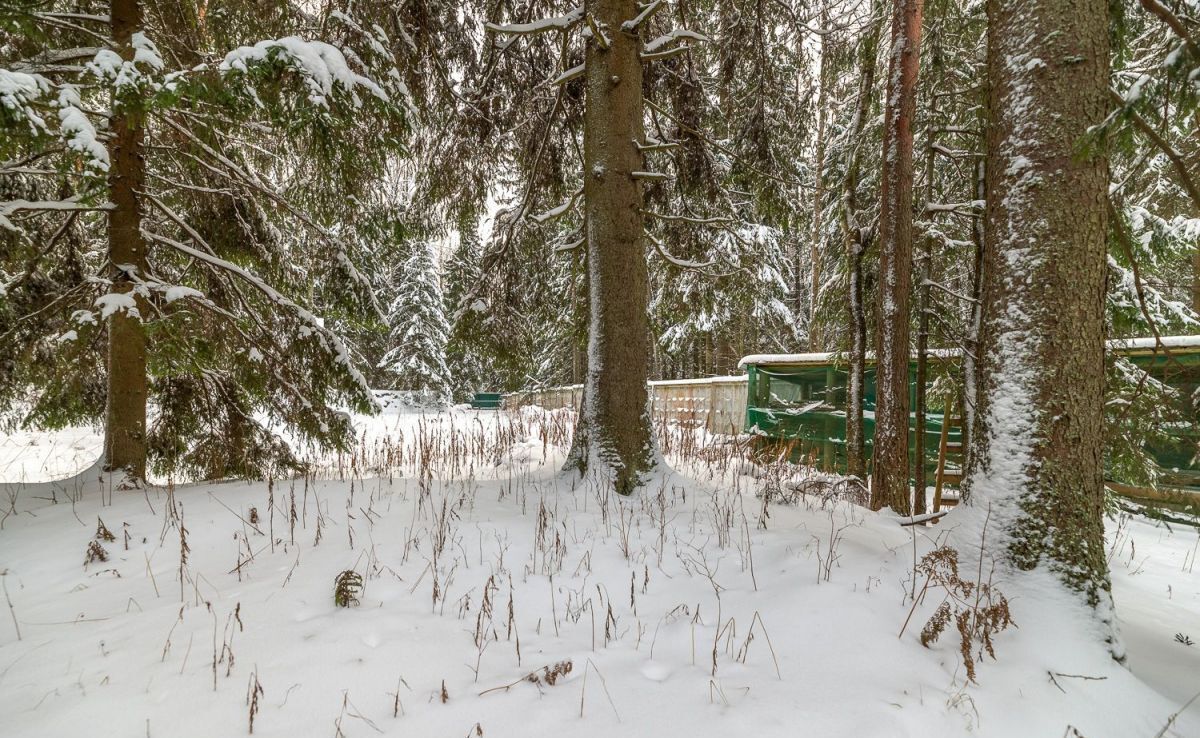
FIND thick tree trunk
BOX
[842,1,883,481]
[869,0,923,514]
[565,0,655,494]
[966,0,1113,618]
[103,0,149,481]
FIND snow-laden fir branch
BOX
[640,45,693,61]
[622,0,665,31]
[220,37,390,109]
[643,29,711,54]
[531,191,582,223]
[485,7,584,35]
[0,198,113,232]
[551,64,585,86]
[647,234,716,270]
[1107,254,1200,328]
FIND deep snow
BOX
[0,406,1197,738]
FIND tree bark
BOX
[842,1,883,481]
[966,0,1113,620]
[103,0,149,481]
[912,109,937,516]
[869,0,924,514]
[964,158,985,444]
[566,0,655,494]
[808,2,830,351]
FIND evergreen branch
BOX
[143,230,379,411]
[1109,89,1200,210]
[24,15,109,44]
[3,210,80,296]
[128,266,322,433]
[0,280,96,347]
[157,114,385,320]
[1137,0,1200,58]
[453,88,565,322]
[644,98,813,190]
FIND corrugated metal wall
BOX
[508,377,749,434]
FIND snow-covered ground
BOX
[1,407,1197,737]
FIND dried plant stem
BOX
[2,574,20,641]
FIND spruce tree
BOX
[378,241,453,405]
[1,0,410,481]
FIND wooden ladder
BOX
[932,402,966,514]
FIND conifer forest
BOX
[1,1,1199,736]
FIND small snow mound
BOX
[639,660,672,682]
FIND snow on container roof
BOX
[1106,335,1200,354]
[738,348,959,369]
[738,336,1200,368]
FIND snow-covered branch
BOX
[622,0,666,32]
[0,198,112,232]
[551,64,584,86]
[647,234,716,270]
[486,8,584,35]
[531,191,582,224]
[220,37,390,109]
[643,29,710,54]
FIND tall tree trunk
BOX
[842,1,883,481]
[964,158,985,444]
[103,0,149,481]
[913,100,937,517]
[869,0,924,514]
[808,3,830,351]
[966,0,1113,620]
[565,0,655,494]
